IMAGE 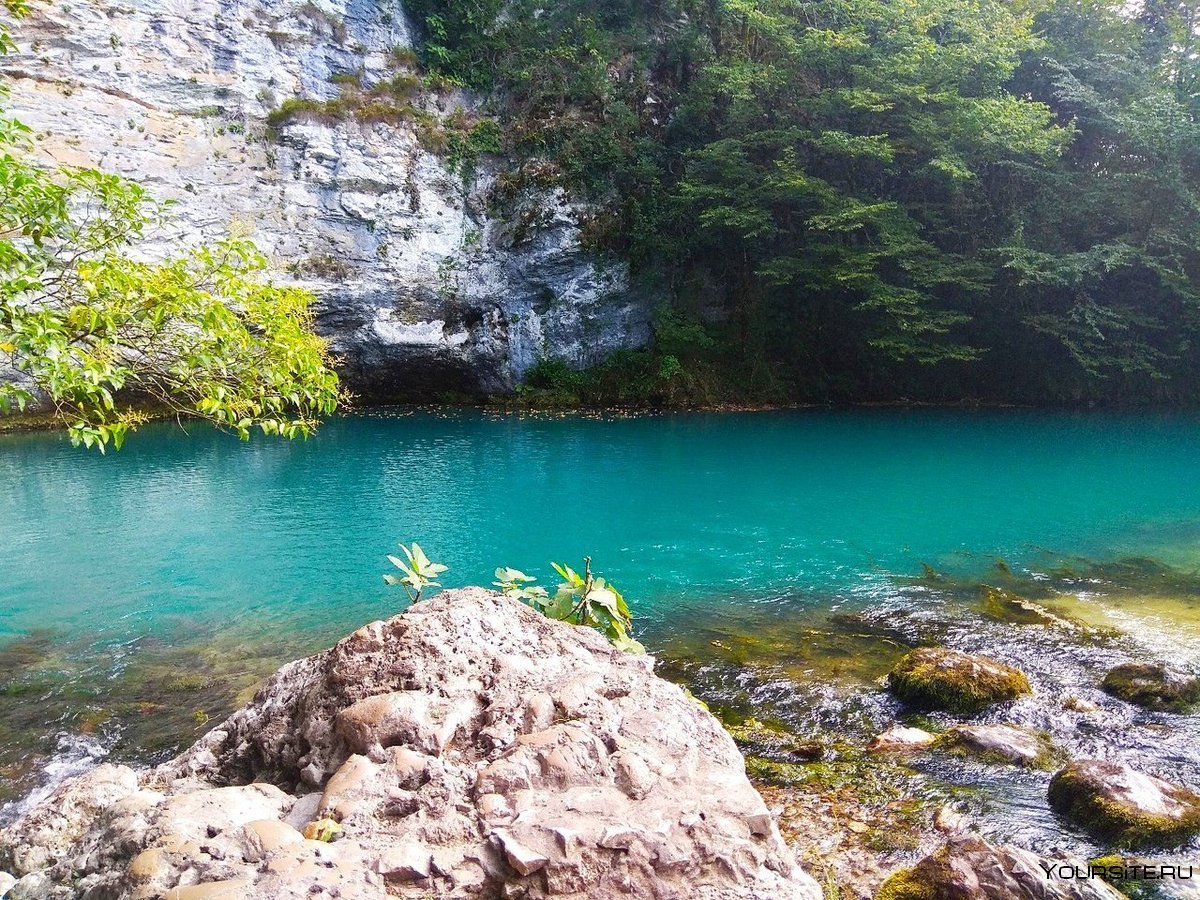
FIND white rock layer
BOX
[2,0,651,397]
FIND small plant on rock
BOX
[492,567,548,603]
[383,542,447,602]
[498,557,645,654]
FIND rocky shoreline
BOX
[3,587,1200,898]
[0,590,821,899]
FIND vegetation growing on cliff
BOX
[407,0,1200,406]
[0,0,344,448]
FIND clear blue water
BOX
[4,407,1200,647]
[5,407,1200,864]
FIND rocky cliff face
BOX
[2,0,651,398]
[0,589,821,899]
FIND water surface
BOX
[4,408,1200,866]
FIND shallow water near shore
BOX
[3,408,1200,874]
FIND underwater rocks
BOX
[939,725,1055,769]
[979,586,1076,629]
[875,834,1126,900]
[1101,662,1200,713]
[0,588,821,899]
[1047,759,1200,848]
[867,726,936,752]
[887,647,1032,714]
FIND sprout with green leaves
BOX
[493,566,548,603]
[510,557,644,654]
[383,542,447,603]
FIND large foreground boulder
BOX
[1047,759,1200,848]
[0,589,821,899]
[888,647,1031,713]
[875,834,1126,899]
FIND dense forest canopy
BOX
[408,0,1200,405]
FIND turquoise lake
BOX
[4,408,1200,856]
[4,407,1200,645]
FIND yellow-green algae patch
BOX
[874,866,935,900]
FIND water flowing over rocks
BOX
[1,1,652,399]
[0,588,821,899]
[1047,759,1200,849]
[875,834,1126,900]
[940,724,1052,768]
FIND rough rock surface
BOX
[1101,662,1200,712]
[876,834,1126,900]
[866,726,936,752]
[2,1,652,399]
[0,589,821,899]
[941,725,1050,768]
[887,647,1032,713]
[1048,758,1200,848]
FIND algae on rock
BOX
[887,647,1031,714]
[1048,758,1200,849]
[1101,662,1200,713]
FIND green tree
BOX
[0,1,344,448]
[996,0,1200,398]
[668,0,1066,387]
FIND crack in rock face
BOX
[1,1,652,401]
[0,588,822,899]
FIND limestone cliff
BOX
[2,0,651,398]
[0,589,821,899]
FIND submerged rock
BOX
[875,834,1126,899]
[939,724,1055,768]
[1062,696,1102,715]
[1047,759,1200,848]
[867,726,937,752]
[887,647,1032,714]
[1101,662,1200,713]
[979,586,1075,629]
[727,717,825,762]
[0,588,820,899]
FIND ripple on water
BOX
[650,558,1200,876]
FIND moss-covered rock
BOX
[875,835,1125,899]
[979,586,1075,628]
[1101,662,1200,712]
[875,866,934,900]
[1088,853,1186,899]
[938,724,1058,769]
[887,647,1031,714]
[1048,759,1200,848]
